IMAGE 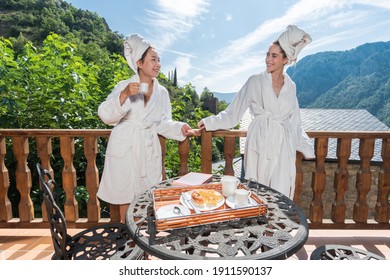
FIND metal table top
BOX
[126,176,309,260]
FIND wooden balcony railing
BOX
[0,129,389,230]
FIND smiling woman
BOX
[197,25,315,200]
[96,33,195,222]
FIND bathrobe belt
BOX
[261,112,295,192]
[253,112,294,162]
[126,119,159,178]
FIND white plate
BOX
[180,191,225,211]
[156,204,191,219]
[225,195,257,209]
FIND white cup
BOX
[139,83,149,94]
[234,188,251,207]
[221,175,239,197]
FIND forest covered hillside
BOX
[0,0,122,54]
[287,41,390,126]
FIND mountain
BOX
[288,41,390,126]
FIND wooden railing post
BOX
[178,138,190,176]
[0,137,12,221]
[84,136,100,222]
[60,136,78,222]
[201,130,213,174]
[36,136,53,222]
[331,138,351,223]
[375,138,390,223]
[294,152,304,206]
[310,137,328,223]
[13,136,33,222]
[353,138,374,223]
[159,136,167,180]
[223,136,235,176]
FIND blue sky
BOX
[65,0,390,94]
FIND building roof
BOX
[239,108,390,162]
[300,109,390,131]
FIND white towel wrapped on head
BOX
[277,25,311,65]
[124,33,151,72]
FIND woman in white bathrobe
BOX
[198,25,315,199]
[98,34,194,221]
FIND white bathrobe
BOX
[97,77,186,204]
[203,71,315,199]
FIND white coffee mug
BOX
[234,188,251,207]
[221,175,239,197]
[139,83,149,94]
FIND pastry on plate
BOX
[191,189,223,207]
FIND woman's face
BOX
[265,43,288,73]
[138,48,161,78]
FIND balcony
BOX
[0,128,389,260]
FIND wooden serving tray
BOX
[152,183,267,231]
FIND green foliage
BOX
[0,0,231,215]
[200,87,214,101]
[166,83,210,177]
[1,34,102,129]
[0,38,19,119]
[0,0,123,54]
[0,32,215,217]
[217,99,228,113]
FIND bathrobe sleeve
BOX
[98,79,133,126]
[291,97,315,159]
[203,76,254,130]
[156,87,186,141]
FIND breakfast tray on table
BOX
[152,182,268,231]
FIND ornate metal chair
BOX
[36,163,143,260]
[310,244,385,260]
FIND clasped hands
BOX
[181,120,206,137]
[182,120,207,136]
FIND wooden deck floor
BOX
[0,228,389,260]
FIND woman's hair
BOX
[136,46,152,72]
[139,46,152,63]
[272,40,287,59]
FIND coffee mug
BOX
[221,175,239,197]
[234,188,251,207]
[139,83,149,94]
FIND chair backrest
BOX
[36,163,72,260]
[310,244,386,260]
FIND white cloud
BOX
[327,11,370,28]
[156,0,210,17]
[225,14,233,21]
[198,0,388,92]
[356,0,390,9]
[152,0,389,93]
[194,52,264,92]
[174,56,192,77]
[214,0,347,65]
[309,19,390,52]
[144,0,210,50]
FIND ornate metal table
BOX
[126,176,309,260]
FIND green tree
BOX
[200,87,214,101]
[173,67,177,87]
[0,38,20,125]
